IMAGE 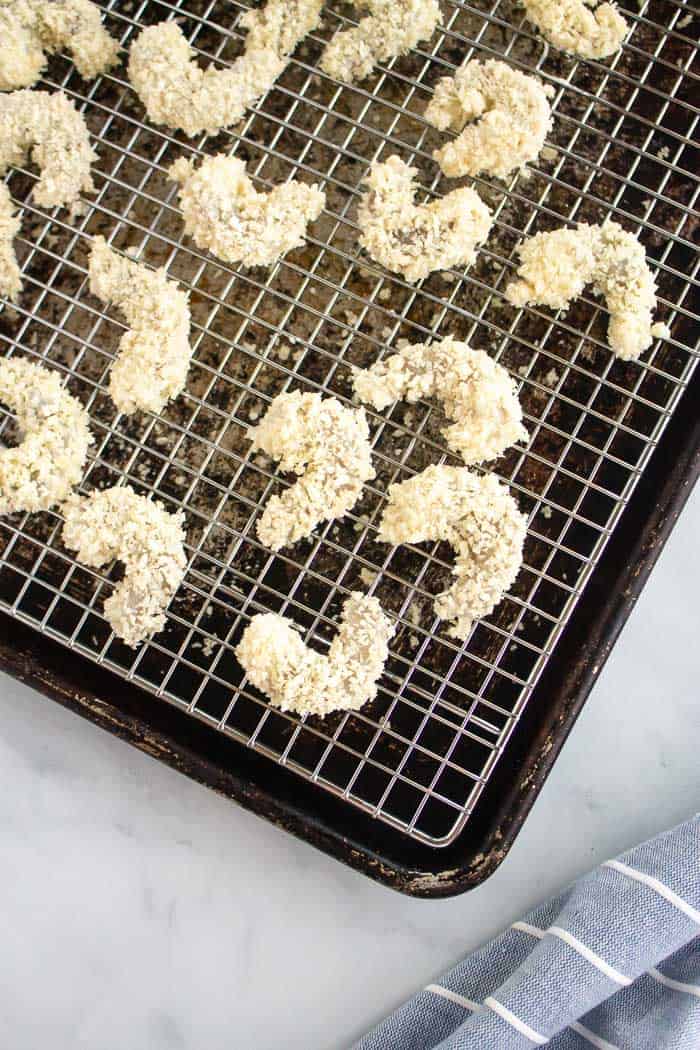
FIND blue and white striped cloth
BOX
[355,815,699,1049]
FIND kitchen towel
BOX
[355,815,699,1049]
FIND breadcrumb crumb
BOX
[650,321,671,341]
[89,236,192,415]
[0,183,21,300]
[505,220,664,360]
[425,59,554,179]
[61,485,187,647]
[248,390,375,550]
[0,88,95,208]
[378,464,526,639]
[354,336,527,465]
[169,153,325,268]
[0,356,91,514]
[0,0,120,91]
[320,0,441,84]
[236,592,395,717]
[358,154,492,282]
[128,2,323,136]
[522,0,628,59]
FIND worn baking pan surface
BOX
[0,1,698,893]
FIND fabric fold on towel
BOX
[355,815,699,1049]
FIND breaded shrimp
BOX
[378,464,527,639]
[0,356,91,514]
[522,0,628,59]
[248,390,375,550]
[128,1,323,136]
[320,0,441,84]
[236,593,395,717]
[358,155,492,282]
[505,220,668,360]
[425,59,554,179]
[354,336,527,465]
[169,153,325,268]
[0,88,95,207]
[88,236,192,415]
[0,0,120,91]
[62,485,187,647]
[0,183,21,300]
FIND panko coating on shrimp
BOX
[379,465,527,639]
[425,59,554,180]
[248,390,375,551]
[0,356,91,514]
[236,593,395,718]
[358,155,492,282]
[0,89,95,207]
[505,220,669,361]
[320,0,441,84]
[169,154,325,268]
[0,0,120,91]
[128,1,323,136]
[62,485,187,647]
[88,237,192,416]
[354,337,527,465]
[522,0,628,59]
[0,183,21,301]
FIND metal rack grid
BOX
[0,0,697,847]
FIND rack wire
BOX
[0,0,697,846]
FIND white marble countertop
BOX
[1,486,698,1050]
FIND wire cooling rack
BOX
[0,0,697,848]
